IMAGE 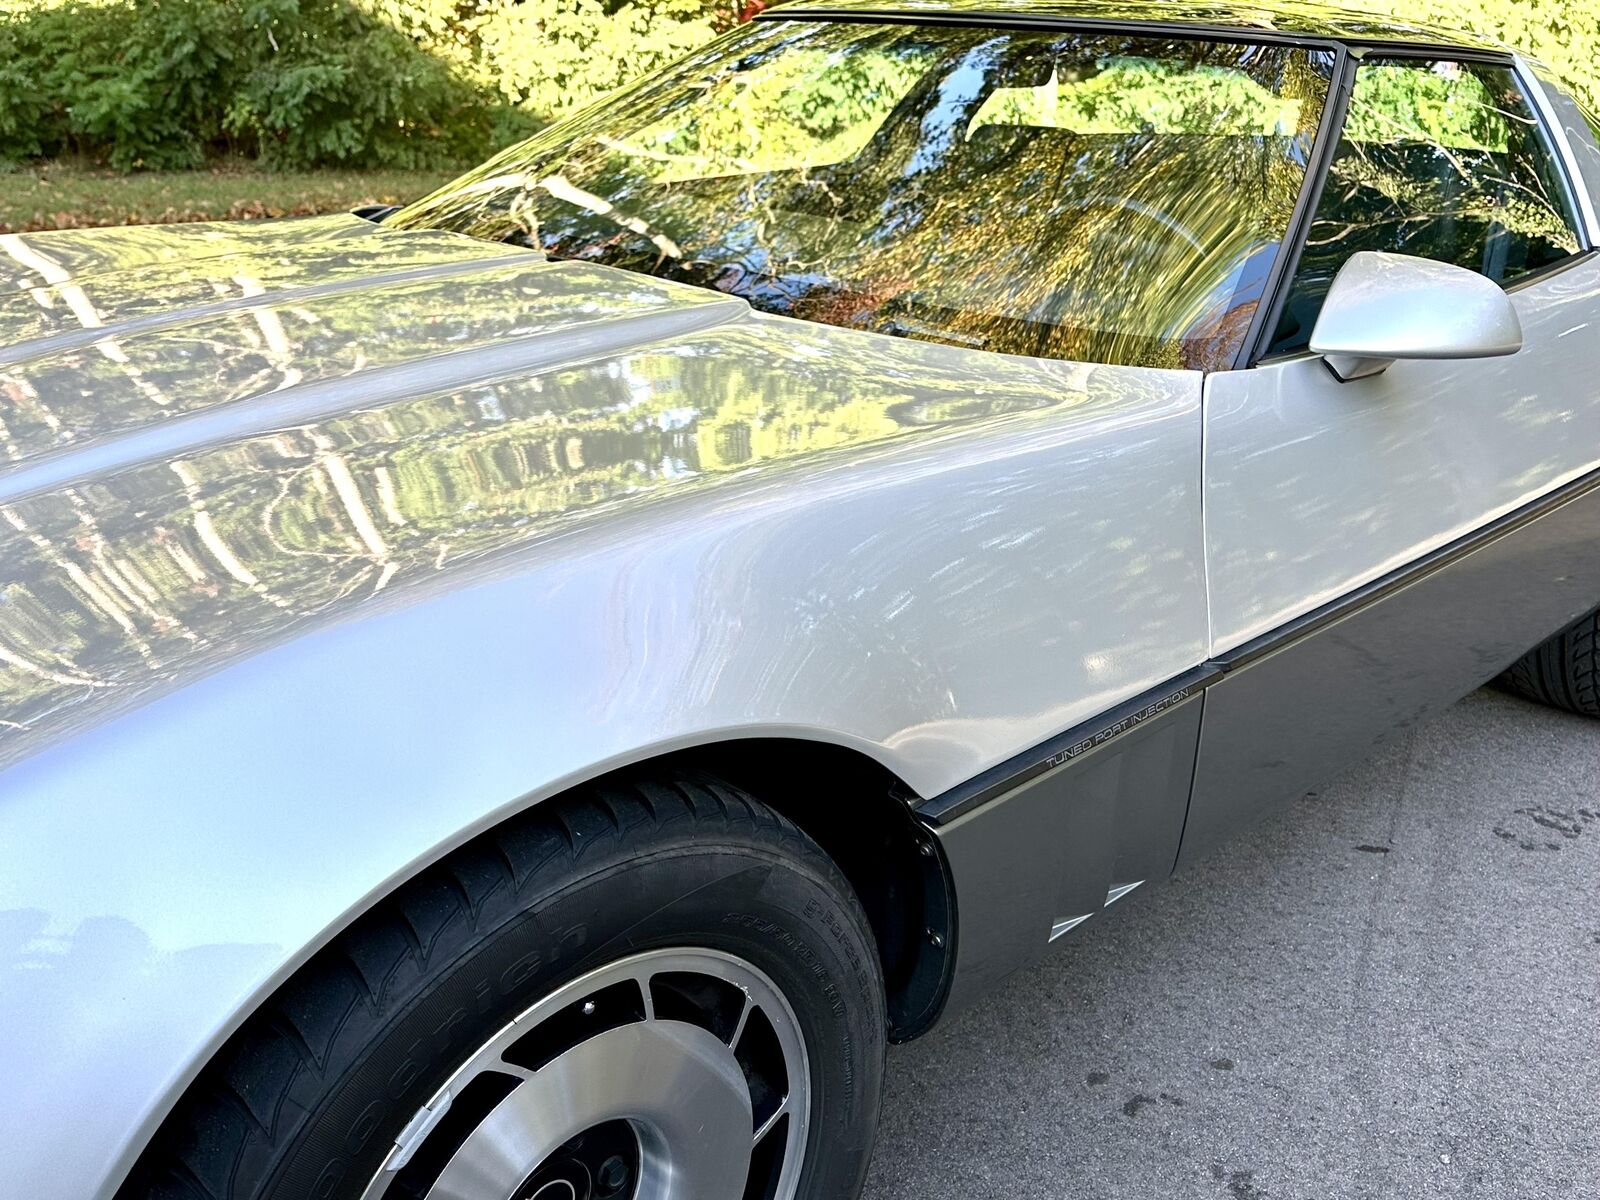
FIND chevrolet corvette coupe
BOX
[4,2,1599,1198]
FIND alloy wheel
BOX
[358,947,810,1200]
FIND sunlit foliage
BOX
[0,0,496,169]
[0,1,1593,172]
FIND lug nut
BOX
[597,1155,630,1194]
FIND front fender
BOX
[0,363,1203,1200]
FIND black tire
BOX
[1497,605,1600,717]
[124,772,886,1200]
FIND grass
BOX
[0,159,462,234]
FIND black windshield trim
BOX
[1234,40,1355,369]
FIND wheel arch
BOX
[643,737,956,1041]
[108,734,955,1200]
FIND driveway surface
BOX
[864,688,1600,1200]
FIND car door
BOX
[1180,51,1600,863]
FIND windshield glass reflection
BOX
[394,21,1332,370]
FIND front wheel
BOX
[129,773,886,1200]
[1497,605,1600,718]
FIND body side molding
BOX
[927,455,1600,1013]
[925,454,1600,834]
[931,693,1204,1013]
[1181,460,1600,866]
[916,664,1220,825]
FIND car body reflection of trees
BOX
[0,223,1138,760]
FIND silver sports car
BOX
[4,2,1598,1197]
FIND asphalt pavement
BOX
[863,688,1600,1200]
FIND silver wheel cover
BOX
[359,948,811,1200]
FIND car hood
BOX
[0,214,1084,769]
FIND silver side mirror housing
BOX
[1308,250,1524,382]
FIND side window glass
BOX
[1268,58,1583,356]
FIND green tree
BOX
[0,1,1595,173]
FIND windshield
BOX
[393,20,1333,370]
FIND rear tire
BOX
[124,772,885,1200]
[1496,606,1600,717]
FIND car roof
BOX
[767,0,1509,54]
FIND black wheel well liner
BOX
[637,738,955,1041]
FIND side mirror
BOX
[1308,251,1523,382]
